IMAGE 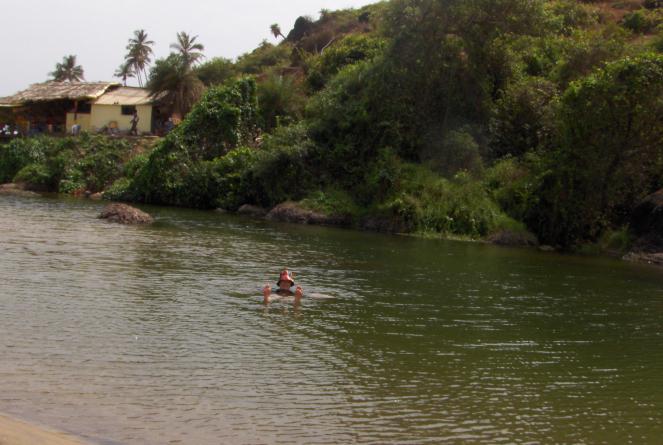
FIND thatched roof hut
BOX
[0,81,118,106]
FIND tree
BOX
[114,61,135,86]
[147,54,204,117]
[529,53,663,245]
[125,29,154,87]
[270,24,285,40]
[194,57,236,86]
[148,32,206,117]
[170,32,205,68]
[50,55,84,82]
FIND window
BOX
[121,105,137,116]
[76,101,92,114]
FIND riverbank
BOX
[0,414,89,445]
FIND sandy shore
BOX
[0,414,89,445]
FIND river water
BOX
[0,194,662,444]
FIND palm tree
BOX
[125,29,154,87]
[50,55,85,82]
[170,32,205,69]
[114,61,135,86]
[147,54,204,118]
[270,23,285,40]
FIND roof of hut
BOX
[0,81,119,106]
[93,86,156,106]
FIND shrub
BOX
[104,177,134,201]
[244,124,315,207]
[644,0,662,9]
[257,73,306,131]
[131,77,261,207]
[195,57,236,86]
[236,41,292,74]
[13,163,53,190]
[300,188,360,217]
[421,128,484,178]
[489,78,558,158]
[485,155,543,222]
[0,137,47,182]
[529,53,663,246]
[622,10,662,34]
[177,77,259,160]
[305,34,386,91]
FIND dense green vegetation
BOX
[4,0,663,250]
[0,134,134,194]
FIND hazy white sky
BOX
[0,0,376,96]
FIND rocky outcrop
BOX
[237,204,268,217]
[266,201,350,226]
[98,203,153,224]
[0,183,40,197]
[623,252,663,266]
[487,229,538,247]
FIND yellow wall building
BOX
[67,87,155,134]
[0,82,161,135]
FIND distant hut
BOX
[0,81,163,135]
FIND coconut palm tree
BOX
[147,54,204,118]
[170,32,205,69]
[50,55,85,82]
[270,23,285,40]
[125,29,154,87]
[114,61,135,86]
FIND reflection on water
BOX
[1,194,662,444]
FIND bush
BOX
[644,0,662,9]
[104,177,134,201]
[420,127,484,178]
[131,78,261,207]
[300,188,360,217]
[177,77,259,160]
[0,137,47,182]
[244,124,315,207]
[622,10,662,34]
[485,155,543,222]
[236,41,292,74]
[195,57,236,86]
[529,53,663,246]
[544,0,599,35]
[257,73,306,131]
[13,163,53,190]
[305,34,386,91]
[489,78,558,158]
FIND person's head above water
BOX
[277,269,295,289]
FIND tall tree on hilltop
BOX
[50,55,84,82]
[170,32,205,69]
[125,29,154,87]
[270,24,285,40]
[114,61,135,86]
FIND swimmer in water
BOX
[263,269,304,304]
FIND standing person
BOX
[164,117,175,134]
[130,110,139,136]
[263,270,304,304]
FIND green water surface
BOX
[0,194,662,444]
